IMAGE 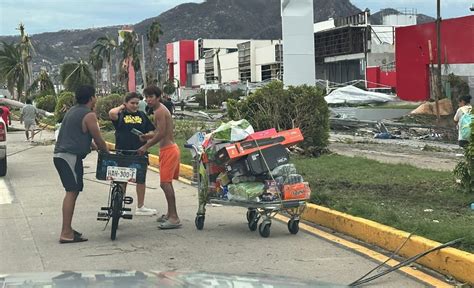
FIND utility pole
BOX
[435,0,442,122]
[141,34,147,88]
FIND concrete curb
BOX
[302,203,474,284]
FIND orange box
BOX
[216,128,304,164]
[282,182,311,200]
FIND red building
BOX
[367,15,474,101]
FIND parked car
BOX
[0,116,7,176]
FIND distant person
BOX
[20,99,38,142]
[138,95,147,112]
[54,85,109,244]
[138,85,181,229]
[0,105,11,130]
[454,95,472,149]
[180,100,185,112]
[163,96,175,115]
[109,92,156,216]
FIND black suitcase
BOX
[245,144,289,175]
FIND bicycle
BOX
[95,150,148,240]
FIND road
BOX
[0,122,439,287]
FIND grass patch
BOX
[292,154,474,253]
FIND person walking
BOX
[20,99,38,142]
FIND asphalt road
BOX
[0,122,433,287]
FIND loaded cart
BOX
[185,120,310,238]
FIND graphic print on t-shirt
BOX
[123,115,143,124]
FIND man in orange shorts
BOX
[138,85,181,229]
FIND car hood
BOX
[0,270,346,287]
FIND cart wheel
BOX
[258,221,271,238]
[248,214,260,231]
[195,215,205,230]
[288,219,299,235]
[246,209,257,223]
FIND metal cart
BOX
[185,143,308,238]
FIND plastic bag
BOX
[271,164,297,177]
[228,182,264,201]
[211,119,254,142]
[231,175,256,184]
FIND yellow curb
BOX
[274,214,452,287]
[302,203,474,284]
[105,141,194,180]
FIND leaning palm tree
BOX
[92,35,117,93]
[60,60,94,92]
[89,51,104,90]
[0,41,25,100]
[28,69,55,97]
[146,20,163,84]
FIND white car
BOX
[0,117,7,176]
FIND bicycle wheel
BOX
[110,184,123,240]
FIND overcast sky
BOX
[0,0,471,36]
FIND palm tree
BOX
[89,51,104,91]
[119,31,141,91]
[17,23,34,94]
[28,69,55,96]
[0,41,25,100]
[146,20,163,84]
[92,35,117,93]
[60,60,94,92]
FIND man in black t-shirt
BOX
[109,92,156,216]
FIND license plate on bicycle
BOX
[106,166,137,183]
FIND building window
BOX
[238,42,251,82]
[205,50,215,84]
[191,61,199,74]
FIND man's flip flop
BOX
[158,220,182,230]
[59,233,88,244]
[73,230,82,237]
[156,215,168,223]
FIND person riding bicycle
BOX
[109,92,157,216]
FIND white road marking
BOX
[0,178,13,204]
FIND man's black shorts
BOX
[53,153,84,192]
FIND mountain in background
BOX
[370,8,435,25]
[0,0,434,75]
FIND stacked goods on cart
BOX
[199,119,311,202]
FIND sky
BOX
[0,0,472,36]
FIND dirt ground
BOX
[329,133,463,171]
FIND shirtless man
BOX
[138,85,181,229]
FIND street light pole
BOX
[435,0,442,122]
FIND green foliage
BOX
[195,89,242,108]
[28,70,55,97]
[447,73,470,111]
[35,94,56,112]
[54,91,75,122]
[95,94,123,121]
[0,41,25,100]
[454,110,474,193]
[162,81,176,95]
[174,119,214,140]
[60,60,94,92]
[228,81,329,155]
